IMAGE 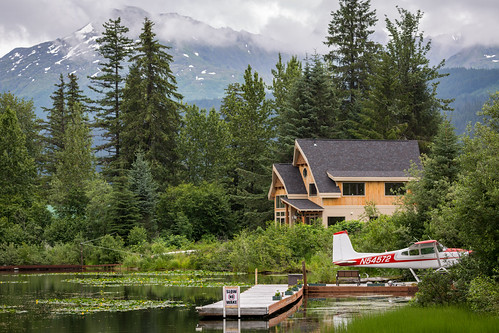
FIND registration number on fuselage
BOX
[359,254,393,265]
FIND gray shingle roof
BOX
[274,163,307,195]
[281,198,324,211]
[295,139,421,195]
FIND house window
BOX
[327,216,345,227]
[385,182,405,196]
[276,195,287,209]
[343,183,365,196]
[309,183,317,196]
[302,167,308,178]
[275,211,285,224]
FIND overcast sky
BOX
[1,0,498,57]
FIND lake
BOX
[0,271,409,332]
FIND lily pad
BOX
[37,297,185,315]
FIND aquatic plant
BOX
[36,297,185,315]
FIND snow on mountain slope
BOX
[0,6,288,116]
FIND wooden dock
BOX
[307,284,418,297]
[197,284,303,317]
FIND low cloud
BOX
[1,0,498,57]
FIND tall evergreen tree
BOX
[90,17,134,174]
[271,54,302,118]
[271,54,302,162]
[122,17,183,187]
[401,119,461,240]
[50,103,94,217]
[0,105,36,220]
[42,74,68,177]
[279,55,340,160]
[0,93,40,163]
[178,104,230,184]
[66,73,87,117]
[361,8,451,151]
[324,0,379,132]
[221,65,274,228]
[128,151,158,234]
[108,167,141,238]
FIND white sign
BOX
[223,286,240,318]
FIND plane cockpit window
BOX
[401,251,409,256]
[421,247,435,255]
[409,249,420,256]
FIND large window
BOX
[385,182,405,196]
[276,195,287,208]
[343,183,365,196]
[327,216,345,227]
[309,183,317,196]
[276,211,285,224]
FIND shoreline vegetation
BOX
[334,306,499,333]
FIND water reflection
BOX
[0,273,409,332]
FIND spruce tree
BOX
[50,103,94,217]
[66,73,87,117]
[324,0,379,129]
[0,106,36,218]
[360,8,451,151]
[279,55,339,160]
[128,151,158,234]
[271,54,302,162]
[108,167,140,238]
[42,74,68,177]
[401,119,461,240]
[221,65,274,228]
[90,17,134,174]
[179,104,230,184]
[122,17,183,187]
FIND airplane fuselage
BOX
[332,230,468,270]
[333,248,463,269]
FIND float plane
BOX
[332,230,470,282]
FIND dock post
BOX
[255,268,258,285]
[302,261,307,293]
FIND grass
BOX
[335,306,499,333]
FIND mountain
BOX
[0,6,290,118]
[445,45,499,69]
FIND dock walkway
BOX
[197,284,303,317]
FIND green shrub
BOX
[0,243,19,265]
[467,275,499,314]
[45,243,80,265]
[413,270,466,306]
[86,234,125,264]
[308,251,335,283]
[122,254,142,269]
[128,226,148,246]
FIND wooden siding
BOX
[295,152,306,165]
[322,181,402,206]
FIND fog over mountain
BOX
[2,0,499,58]
[0,7,289,115]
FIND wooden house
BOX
[268,139,421,226]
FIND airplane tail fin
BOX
[333,230,359,262]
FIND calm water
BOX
[0,272,409,332]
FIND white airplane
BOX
[332,230,470,282]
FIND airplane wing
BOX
[409,240,437,249]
